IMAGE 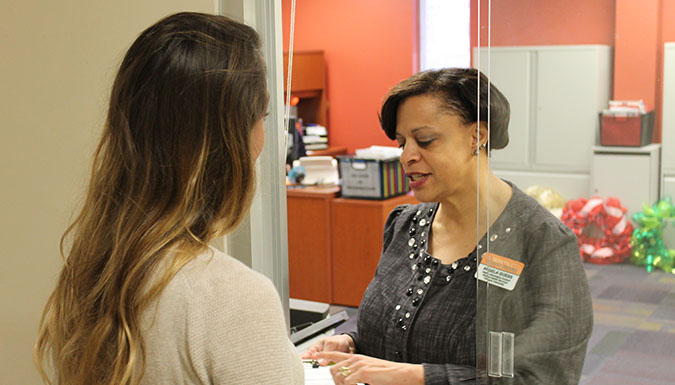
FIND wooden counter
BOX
[306,146,348,157]
[287,187,417,306]
[330,194,418,307]
[287,186,340,303]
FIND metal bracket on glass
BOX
[488,331,515,378]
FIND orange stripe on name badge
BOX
[480,253,524,275]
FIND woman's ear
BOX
[470,122,489,147]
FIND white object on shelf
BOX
[293,156,339,185]
[354,145,402,160]
[604,100,646,116]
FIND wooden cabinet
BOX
[287,186,339,303]
[283,50,328,128]
[287,188,417,307]
[330,194,418,307]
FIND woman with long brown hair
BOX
[34,12,303,385]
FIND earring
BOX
[473,143,487,156]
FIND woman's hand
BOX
[315,351,424,385]
[300,334,355,362]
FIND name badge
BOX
[477,252,524,291]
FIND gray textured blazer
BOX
[348,183,593,384]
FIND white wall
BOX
[0,1,216,383]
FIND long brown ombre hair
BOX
[34,12,268,385]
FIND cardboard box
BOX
[337,156,409,199]
[600,111,654,147]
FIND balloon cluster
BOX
[630,196,675,274]
[561,197,633,264]
[525,185,566,218]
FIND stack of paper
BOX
[602,100,646,117]
[303,124,329,150]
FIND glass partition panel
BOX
[282,1,673,384]
[478,1,669,384]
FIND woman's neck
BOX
[435,171,512,234]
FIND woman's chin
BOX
[411,188,435,203]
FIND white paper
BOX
[304,362,335,385]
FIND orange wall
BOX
[662,0,675,46]
[282,0,417,153]
[470,0,615,48]
[283,0,675,150]
[614,0,660,113]
[614,0,663,143]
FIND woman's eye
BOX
[397,142,405,149]
[417,139,434,148]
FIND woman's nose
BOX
[400,143,420,166]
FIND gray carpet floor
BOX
[580,262,675,384]
[331,262,675,384]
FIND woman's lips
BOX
[407,173,430,188]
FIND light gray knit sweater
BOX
[139,246,304,384]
